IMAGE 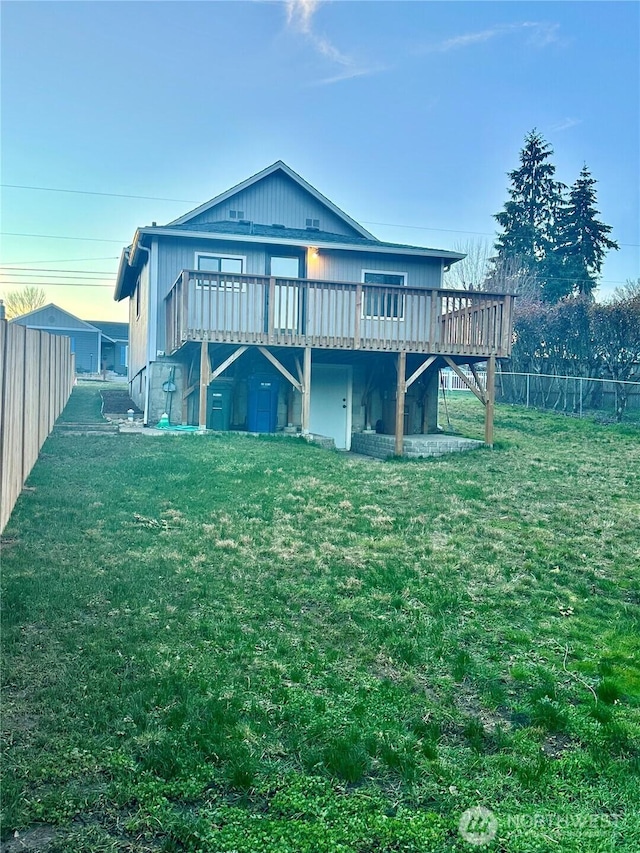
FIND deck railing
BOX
[165,271,514,357]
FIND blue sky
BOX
[1,0,638,320]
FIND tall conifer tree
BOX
[493,130,565,298]
[557,165,619,298]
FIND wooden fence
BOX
[0,320,75,532]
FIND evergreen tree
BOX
[493,130,565,296]
[557,165,619,298]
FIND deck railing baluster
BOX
[164,271,512,358]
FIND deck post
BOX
[301,346,311,435]
[395,350,407,456]
[484,354,496,447]
[198,338,210,430]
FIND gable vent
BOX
[306,218,320,230]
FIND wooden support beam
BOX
[210,345,248,382]
[286,385,295,425]
[443,356,486,404]
[301,346,311,435]
[294,356,303,386]
[395,350,407,456]
[485,354,496,448]
[198,339,210,430]
[405,355,437,391]
[183,382,199,401]
[257,346,302,392]
[469,364,487,404]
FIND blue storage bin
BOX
[247,374,280,433]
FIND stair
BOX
[53,422,119,436]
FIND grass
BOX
[56,383,109,423]
[1,390,639,851]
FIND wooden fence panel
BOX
[0,321,6,530]
[0,320,74,533]
[23,330,41,488]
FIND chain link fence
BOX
[441,367,640,420]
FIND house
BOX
[11,304,102,374]
[88,320,129,375]
[11,305,130,376]
[114,161,514,451]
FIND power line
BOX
[0,256,119,266]
[1,232,125,243]
[365,220,640,249]
[1,267,116,275]
[0,273,114,281]
[2,182,637,248]
[0,281,113,290]
[1,183,195,204]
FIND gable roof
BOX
[88,320,128,342]
[9,303,101,332]
[166,160,377,240]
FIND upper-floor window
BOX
[306,218,320,229]
[362,271,407,320]
[195,253,246,291]
[229,210,244,220]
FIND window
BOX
[120,345,128,368]
[270,256,300,278]
[229,210,244,220]
[362,271,407,320]
[195,253,246,290]
[306,218,320,229]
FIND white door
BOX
[309,365,352,450]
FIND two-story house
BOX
[114,161,513,452]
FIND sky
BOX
[1,0,638,322]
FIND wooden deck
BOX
[165,271,514,359]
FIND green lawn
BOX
[56,383,109,423]
[1,391,639,852]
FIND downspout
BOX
[135,245,152,426]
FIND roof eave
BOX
[135,226,465,262]
[114,233,149,302]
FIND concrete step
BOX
[53,422,119,435]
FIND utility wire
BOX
[0,256,119,266]
[0,281,113,290]
[0,273,114,280]
[2,183,638,248]
[1,267,116,275]
[1,232,125,243]
[1,183,195,203]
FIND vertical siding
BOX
[68,330,100,372]
[187,173,360,237]
[128,262,149,380]
[313,250,442,289]
[156,239,267,352]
